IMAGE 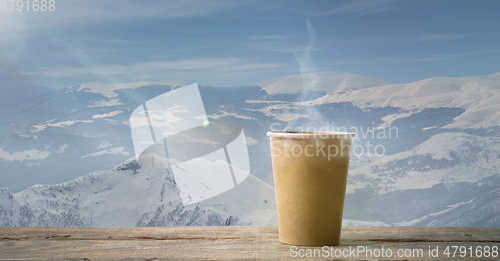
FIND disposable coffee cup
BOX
[267,131,355,246]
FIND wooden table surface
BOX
[1,226,499,260]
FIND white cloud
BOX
[26,58,285,78]
[312,49,500,66]
[250,35,293,40]
[335,33,472,46]
[246,43,304,53]
[313,0,399,17]
[414,34,471,42]
[12,0,241,30]
[246,33,305,53]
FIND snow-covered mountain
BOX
[0,156,277,227]
[344,132,500,226]
[397,174,500,227]
[1,82,188,192]
[261,72,500,129]
[0,155,392,227]
[256,72,392,95]
[349,132,500,194]
[2,71,500,227]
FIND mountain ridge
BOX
[0,156,277,227]
[1,71,500,227]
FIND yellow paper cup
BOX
[268,131,355,246]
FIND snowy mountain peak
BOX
[256,71,393,95]
[0,155,277,227]
[306,72,500,128]
[349,132,500,195]
[71,81,188,98]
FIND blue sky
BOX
[1,0,500,88]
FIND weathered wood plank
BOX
[0,227,499,260]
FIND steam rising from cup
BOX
[290,19,328,130]
[295,19,320,92]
